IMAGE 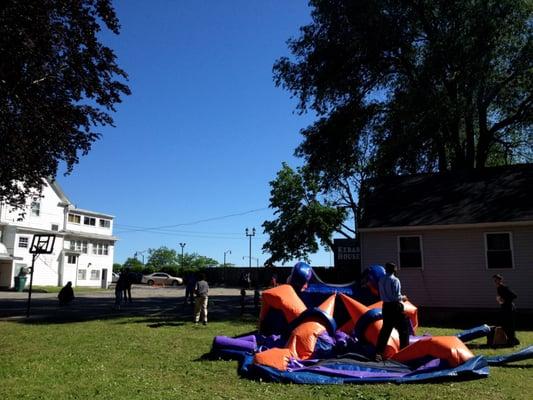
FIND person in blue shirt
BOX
[375,262,409,360]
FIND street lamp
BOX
[223,249,231,268]
[179,242,186,267]
[224,249,231,285]
[134,250,147,265]
[245,227,256,273]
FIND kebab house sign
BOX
[333,238,361,271]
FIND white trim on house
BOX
[359,220,533,233]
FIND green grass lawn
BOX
[0,317,531,400]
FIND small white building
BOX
[0,179,116,288]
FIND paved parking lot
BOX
[0,285,258,323]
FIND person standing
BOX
[375,262,409,360]
[123,268,133,303]
[493,274,520,346]
[194,273,209,325]
[114,271,127,310]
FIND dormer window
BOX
[31,201,40,217]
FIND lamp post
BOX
[179,242,186,267]
[134,250,147,265]
[224,249,231,285]
[245,228,255,273]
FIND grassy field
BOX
[0,317,531,400]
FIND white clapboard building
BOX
[0,180,116,288]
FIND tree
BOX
[179,253,219,269]
[0,0,130,208]
[262,163,347,264]
[274,0,532,175]
[146,247,179,270]
[122,257,144,271]
[265,0,532,262]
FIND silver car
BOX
[142,272,183,286]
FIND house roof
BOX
[359,163,533,229]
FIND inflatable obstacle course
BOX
[211,263,533,384]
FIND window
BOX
[31,201,40,217]
[78,269,86,280]
[18,237,29,248]
[68,214,81,224]
[90,269,100,280]
[486,233,513,269]
[398,236,423,268]
[92,242,109,256]
[67,255,77,264]
[99,219,111,228]
[51,224,59,231]
[69,240,88,254]
[84,216,96,226]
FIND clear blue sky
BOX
[57,0,334,267]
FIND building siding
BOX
[361,225,533,310]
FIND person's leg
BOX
[201,296,208,324]
[376,303,394,356]
[194,297,201,323]
[393,307,410,349]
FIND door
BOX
[101,268,108,289]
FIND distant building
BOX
[0,180,116,288]
[358,164,533,310]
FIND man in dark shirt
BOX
[58,281,74,306]
[194,273,209,325]
[493,274,520,346]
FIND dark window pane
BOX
[400,252,422,268]
[399,237,420,251]
[487,251,513,269]
[486,233,510,250]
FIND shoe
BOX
[203,321,207,326]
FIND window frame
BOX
[397,235,424,269]
[30,200,40,217]
[99,219,111,228]
[90,269,100,280]
[78,269,87,280]
[484,232,514,269]
[68,214,81,224]
[18,236,29,248]
[83,216,96,226]
[66,255,77,264]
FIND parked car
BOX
[142,272,183,286]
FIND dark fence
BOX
[204,266,360,288]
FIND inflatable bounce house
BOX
[211,262,533,384]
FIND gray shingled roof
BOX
[359,163,533,229]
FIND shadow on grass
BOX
[0,293,253,325]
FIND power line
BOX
[114,207,270,234]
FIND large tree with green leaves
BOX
[0,0,130,208]
[262,163,348,263]
[274,0,532,177]
[264,0,532,262]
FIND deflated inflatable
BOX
[211,263,533,384]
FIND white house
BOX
[0,179,117,288]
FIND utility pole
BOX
[245,228,255,274]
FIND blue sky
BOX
[57,0,334,267]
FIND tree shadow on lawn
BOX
[0,294,256,325]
